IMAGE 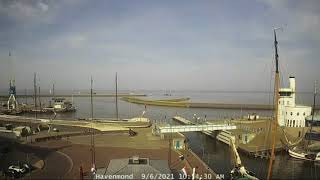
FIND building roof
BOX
[96,156,171,179]
[52,97,66,100]
[286,105,312,109]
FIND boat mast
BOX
[38,82,41,110]
[267,28,281,180]
[34,73,37,119]
[310,80,317,133]
[90,76,94,120]
[90,76,95,169]
[115,72,119,120]
[25,89,27,104]
[52,82,55,98]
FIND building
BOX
[95,156,171,180]
[278,77,312,127]
[162,132,186,150]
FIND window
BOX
[303,112,306,116]
[287,101,290,105]
[280,92,292,96]
[293,120,295,127]
[286,112,287,115]
[297,112,299,116]
[290,112,293,116]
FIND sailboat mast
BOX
[115,72,119,120]
[310,80,317,132]
[34,73,38,119]
[39,86,41,110]
[38,75,41,110]
[90,76,95,168]
[52,82,55,98]
[25,89,27,104]
[90,76,93,120]
[34,73,37,109]
[267,29,280,180]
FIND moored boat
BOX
[289,147,320,161]
[47,97,76,112]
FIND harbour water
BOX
[2,90,320,179]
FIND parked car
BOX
[7,163,31,175]
[8,165,26,174]
[52,128,59,132]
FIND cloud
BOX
[0,0,49,21]
[59,35,87,49]
[37,1,48,12]
[0,1,319,92]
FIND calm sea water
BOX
[2,90,320,179]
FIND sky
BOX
[0,0,319,92]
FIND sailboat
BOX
[288,81,320,161]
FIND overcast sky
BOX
[0,0,319,92]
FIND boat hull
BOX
[288,149,320,162]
